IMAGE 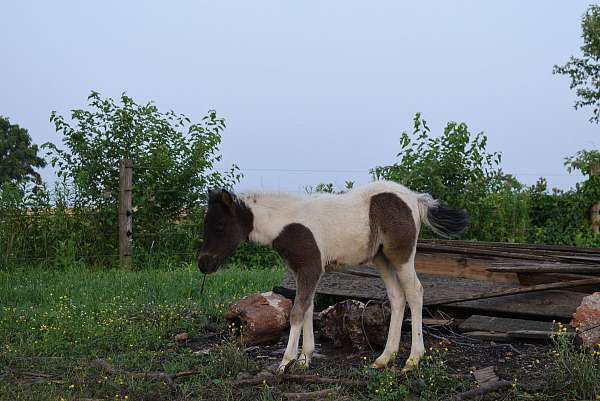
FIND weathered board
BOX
[274,269,586,320]
[276,269,514,304]
[445,290,586,321]
[459,315,558,333]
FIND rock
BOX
[318,300,390,350]
[225,291,293,346]
[571,291,600,348]
[175,332,188,344]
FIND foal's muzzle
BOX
[197,252,220,274]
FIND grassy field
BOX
[0,264,284,401]
[2,264,599,401]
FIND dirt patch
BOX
[190,325,555,396]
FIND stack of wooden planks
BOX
[273,240,600,341]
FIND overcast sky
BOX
[1,1,598,193]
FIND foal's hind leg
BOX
[371,253,407,369]
[395,254,425,371]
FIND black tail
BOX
[418,195,470,237]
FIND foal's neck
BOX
[241,192,305,246]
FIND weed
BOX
[548,322,600,400]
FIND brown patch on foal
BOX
[369,192,418,264]
[272,223,322,324]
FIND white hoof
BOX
[297,353,311,368]
[402,353,423,372]
[277,357,295,373]
[371,354,391,369]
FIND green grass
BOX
[3,263,598,401]
[0,263,283,401]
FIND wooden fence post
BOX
[592,164,600,234]
[119,159,133,266]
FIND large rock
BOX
[571,291,600,348]
[225,292,293,346]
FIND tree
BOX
[554,5,600,123]
[44,91,240,222]
[0,116,47,187]
[371,113,530,241]
[370,112,507,208]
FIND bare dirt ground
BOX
[190,323,555,400]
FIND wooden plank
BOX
[473,366,498,386]
[277,270,515,305]
[462,331,511,341]
[418,243,600,264]
[419,239,600,255]
[275,270,586,321]
[415,253,519,284]
[459,315,557,333]
[425,277,600,306]
[489,265,600,274]
[507,330,574,340]
[444,290,585,321]
[516,272,593,285]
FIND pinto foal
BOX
[198,181,469,371]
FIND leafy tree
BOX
[44,92,240,219]
[564,148,600,175]
[0,116,46,187]
[554,5,600,123]
[371,113,508,207]
[371,113,528,241]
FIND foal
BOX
[198,181,469,371]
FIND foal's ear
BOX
[220,189,235,212]
[208,188,221,203]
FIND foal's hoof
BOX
[371,351,397,370]
[297,353,311,369]
[370,357,389,370]
[277,358,295,374]
[401,356,420,373]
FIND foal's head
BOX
[198,189,253,274]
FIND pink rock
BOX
[225,292,293,346]
[571,291,600,348]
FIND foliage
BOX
[526,176,600,247]
[549,322,600,400]
[0,116,46,187]
[371,113,527,241]
[554,5,600,123]
[565,148,600,175]
[44,91,240,216]
[371,113,506,207]
[305,180,355,194]
[1,92,242,268]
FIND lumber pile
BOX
[273,240,600,342]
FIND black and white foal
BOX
[198,181,469,371]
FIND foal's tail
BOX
[416,194,470,237]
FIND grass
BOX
[2,263,599,401]
[0,263,283,401]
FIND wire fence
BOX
[1,161,597,268]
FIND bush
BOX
[2,92,241,269]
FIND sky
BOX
[1,1,598,194]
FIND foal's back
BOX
[296,181,422,268]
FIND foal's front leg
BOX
[278,269,321,372]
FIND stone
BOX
[571,291,600,348]
[175,332,188,344]
[225,291,293,346]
